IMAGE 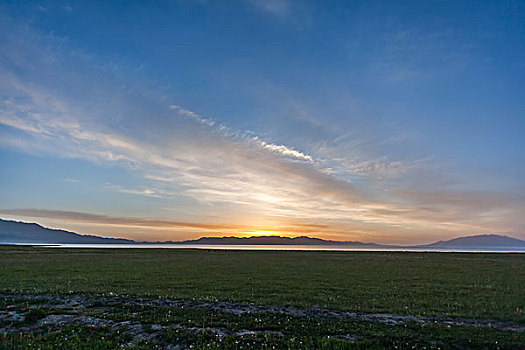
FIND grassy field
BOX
[1,246,524,348]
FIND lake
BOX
[19,243,525,252]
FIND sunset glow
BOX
[246,231,285,237]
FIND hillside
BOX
[421,234,525,248]
[0,219,133,244]
[178,235,384,246]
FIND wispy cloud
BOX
[169,104,313,162]
[0,209,331,236]
[248,0,290,17]
[170,105,216,127]
[0,209,247,230]
[256,138,313,162]
[105,184,170,198]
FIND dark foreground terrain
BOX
[0,246,523,349]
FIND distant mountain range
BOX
[0,219,133,244]
[420,234,525,249]
[176,235,384,246]
[1,218,525,249]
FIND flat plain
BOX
[0,246,523,349]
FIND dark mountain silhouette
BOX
[0,219,133,244]
[419,234,525,249]
[177,235,385,246]
[176,234,525,249]
[1,218,524,249]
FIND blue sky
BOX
[0,0,524,243]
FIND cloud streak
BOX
[0,209,331,236]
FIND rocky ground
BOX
[1,293,524,349]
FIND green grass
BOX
[1,246,524,348]
[1,246,523,321]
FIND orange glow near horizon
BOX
[1,212,512,246]
[245,230,287,236]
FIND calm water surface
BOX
[22,243,525,253]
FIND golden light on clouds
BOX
[245,230,286,236]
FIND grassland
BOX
[1,246,524,349]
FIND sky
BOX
[0,0,524,244]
